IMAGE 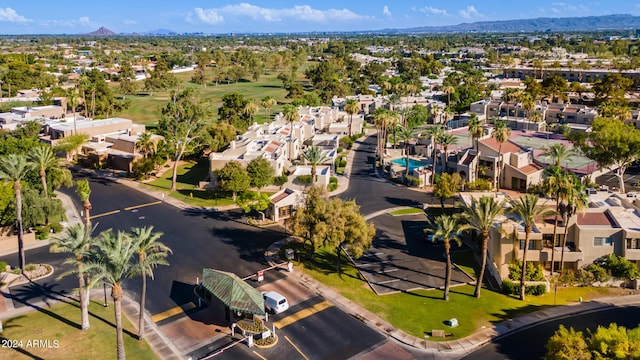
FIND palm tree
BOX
[67,87,79,134]
[467,113,484,151]
[426,125,445,185]
[76,179,92,227]
[261,96,276,121]
[542,166,570,275]
[457,196,505,298]
[424,215,469,300]
[0,154,30,271]
[243,100,259,125]
[283,104,299,161]
[388,112,400,149]
[344,99,358,137]
[508,194,556,301]
[438,132,458,173]
[28,145,59,198]
[543,143,574,168]
[441,85,455,108]
[396,125,416,178]
[136,132,154,159]
[387,93,401,111]
[131,226,171,340]
[373,108,392,162]
[491,120,511,193]
[87,229,138,360]
[50,223,96,330]
[559,178,588,273]
[302,146,328,186]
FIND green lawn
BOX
[0,300,157,360]
[291,246,627,341]
[389,208,425,216]
[117,68,294,126]
[144,159,235,207]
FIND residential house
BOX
[266,188,304,222]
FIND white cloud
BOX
[194,8,224,25]
[40,17,95,28]
[551,2,588,13]
[123,19,137,25]
[420,6,449,16]
[459,5,481,19]
[0,7,29,23]
[191,3,371,24]
[383,6,391,16]
[79,17,91,26]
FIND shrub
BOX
[340,136,355,149]
[338,158,347,168]
[337,147,344,153]
[557,269,576,285]
[600,254,640,280]
[465,178,493,191]
[24,264,37,272]
[0,261,7,272]
[501,279,547,296]
[329,177,338,185]
[327,182,338,191]
[584,263,610,283]
[296,175,313,185]
[35,225,50,240]
[405,175,420,187]
[508,260,546,282]
[49,222,63,233]
[273,175,288,186]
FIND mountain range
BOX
[381,14,640,34]
[85,13,640,36]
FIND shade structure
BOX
[200,268,265,316]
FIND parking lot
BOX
[356,213,474,295]
[596,163,640,193]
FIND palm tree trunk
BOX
[475,231,488,298]
[78,261,90,330]
[560,214,571,273]
[520,231,530,301]
[495,144,503,193]
[311,166,316,186]
[431,144,437,186]
[15,183,25,272]
[550,197,560,275]
[138,271,146,340]
[84,201,92,227]
[444,242,451,301]
[112,285,126,360]
[405,145,410,178]
[40,169,49,198]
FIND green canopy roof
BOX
[200,268,265,316]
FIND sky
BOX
[1,1,640,35]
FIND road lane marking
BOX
[150,302,197,323]
[252,351,267,360]
[284,335,310,360]
[272,300,333,329]
[124,201,162,211]
[89,210,121,219]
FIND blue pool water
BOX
[391,158,429,171]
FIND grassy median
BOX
[0,300,157,360]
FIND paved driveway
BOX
[358,213,474,295]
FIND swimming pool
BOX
[391,158,429,171]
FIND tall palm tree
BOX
[543,143,574,168]
[508,194,556,301]
[542,166,570,275]
[136,132,154,159]
[28,145,59,198]
[396,125,416,178]
[438,132,458,173]
[344,99,358,137]
[130,226,171,340]
[457,196,505,298]
[467,113,484,151]
[0,154,30,271]
[302,146,328,186]
[243,100,259,125]
[373,108,392,162]
[87,229,138,360]
[424,215,470,300]
[261,96,276,121]
[388,112,400,149]
[491,120,511,193]
[283,104,299,161]
[67,87,79,135]
[76,179,92,227]
[51,223,96,330]
[387,93,401,111]
[441,85,455,108]
[426,125,445,185]
[559,178,588,272]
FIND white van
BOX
[262,291,289,314]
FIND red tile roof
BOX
[479,137,523,154]
[576,212,616,226]
[518,163,543,175]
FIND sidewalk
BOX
[264,239,640,357]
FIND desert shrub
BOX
[600,254,639,280]
[24,264,37,272]
[584,263,610,282]
[508,260,546,282]
[328,182,338,191]
[49,222,63,233]
[465,178,493,191]
[0,261,7,272]
[296,175,313,185]
[340,136,354,149]
[501,279,547,296]
[273,175,288,186]
[405,175,420,187]
[338,158,347,168]
[35,225,50,240]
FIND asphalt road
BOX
[461,304,640,360]
[339,135,427,215]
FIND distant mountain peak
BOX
[87,27,115,36]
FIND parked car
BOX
[262,291,289,314]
